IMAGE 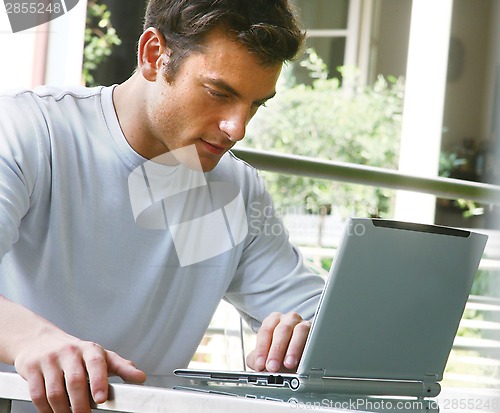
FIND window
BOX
[291,0,358,82]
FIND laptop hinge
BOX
[306,368,326,382]
[297,370,441,397]
[422,373,438,396]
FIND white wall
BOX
[486,1,500,192]
[441,0,494,152]
[486,1,500,153]
[371,0,495,158]
[45,0,88,86]
[0,5,37,89]
[0,0,87,90]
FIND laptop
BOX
[175,218,488,398]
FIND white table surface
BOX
[1,372,499,413]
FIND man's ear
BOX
[137,27,171,81]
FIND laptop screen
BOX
[298,218,488,382]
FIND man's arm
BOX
[0,295,146,413]
[223,164,324,373]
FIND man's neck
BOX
[112,74,162,159]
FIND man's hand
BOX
[14,329,146,413]
[0,295,146,412]
[246,311,311,372]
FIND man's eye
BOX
[207,88,228,99]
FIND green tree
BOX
[82,0,121,86]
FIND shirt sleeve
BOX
[0,94,40,261]
[224,172,325,331]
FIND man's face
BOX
[143,29,282,171]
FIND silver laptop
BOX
[175,218,488,398]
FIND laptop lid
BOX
[297,218,488,384]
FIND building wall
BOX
[0,9,37,89]
[372,0,412,80]
[0,1,87,89]
[486,0,500,186]
[441,0,494,154]
[372,0,494,162]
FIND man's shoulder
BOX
[208,150,267,201]
[219,150,259,175]
[0,85,106,107]
[214,150,262,183]
[0,85,112,158]
[0,85,112,138]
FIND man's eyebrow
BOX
[207,77,276,104]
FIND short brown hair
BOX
[143,0,305,76]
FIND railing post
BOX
[0,399,12,413]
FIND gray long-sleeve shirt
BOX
[0,85,324,379]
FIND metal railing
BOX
[232,147,500,205]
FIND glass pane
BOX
[292,0,350,30]
[299,37,346,81]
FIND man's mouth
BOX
[201,139,231,156]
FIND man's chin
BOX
[200,158,222,172]
[198,150,229,172]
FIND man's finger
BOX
[248,312,281,371]
[282,320,311,370]
[265,312,303,372]
[58,342,97,412]
[83,342,109,405]
[105,350,147,384]
[63,361,92,413]
[43,366,71,413]
[25,371,52,413]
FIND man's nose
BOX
[219,110,248,142]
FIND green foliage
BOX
[82,0,122,86]
[471,269,500,297]
[245,50,404,218]
[439,151,484,218]
[439,151,465,178]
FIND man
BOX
[0,1,324,412]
